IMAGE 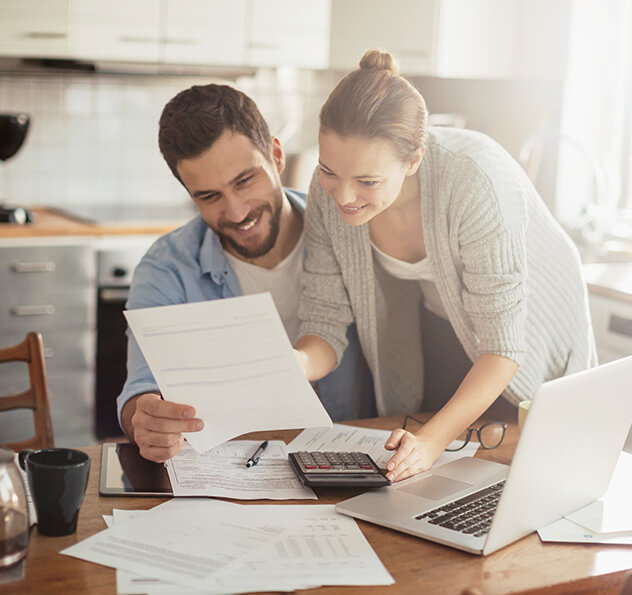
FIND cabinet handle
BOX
[24,32,67,40]
[99,288,129,302]
[248,42,279,49]
[11,305,56,316]
[118,36,157,44]
[11,261,56,273]
[162,38,196,46]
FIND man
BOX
[117,84,374,462]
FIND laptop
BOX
[336,356,632,555]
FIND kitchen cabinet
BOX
[0,0,69,60]
[68,0,161,63]
[330,0,571,80]
[0,0,330,70]
[330,0,437,74]
[247,0,331,69]
[583,263,632,363]
[0,238,96,447]
[162,0,247,66]
[0,0,569,77]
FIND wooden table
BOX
[3,415,632,595]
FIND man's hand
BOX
[121,393,204,463]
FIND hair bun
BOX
[358,49,399,74]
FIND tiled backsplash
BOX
[0,68,563,212]
[0,68,337,209]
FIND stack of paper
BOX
[63,500,394,594]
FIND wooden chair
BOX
[0,332,54,451]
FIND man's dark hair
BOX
[158,84,272,182]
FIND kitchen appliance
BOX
[58,204,196,439]
[94,235,159,438]
[0,112,34,224]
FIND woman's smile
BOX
[337,203,368,215]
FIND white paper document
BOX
[564,452,632,533]
[537,518,632,545]
[539,452,632,544]
[108,503,393,595]
[166,440,316,500]
[288,423,479,469]
[124,293,332,453]
[62,499,293,590]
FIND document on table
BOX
[124,293,332,453]
[107,502,393,595]
[539,452,632,544]
[62,499,295,590]
[288,423,479,468]
[165,440,316,500]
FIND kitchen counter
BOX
[583,262,632,305]
[0,207,187,238]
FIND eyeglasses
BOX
[403,415,507,451]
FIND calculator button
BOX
[318,464,331,469]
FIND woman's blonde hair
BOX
[319,49,428,161]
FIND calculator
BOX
[288,451,391,488]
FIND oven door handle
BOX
[99,288,130,302]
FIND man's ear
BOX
[271,137,286,175]
[407,147,424,176]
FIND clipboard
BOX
[99,442,173,496]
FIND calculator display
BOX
[288,451,391,488]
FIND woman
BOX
[295,49,597,482]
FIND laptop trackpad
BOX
[398,474,472,500]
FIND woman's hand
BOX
[384,429,443,482]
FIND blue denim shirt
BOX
[116,189,375,426]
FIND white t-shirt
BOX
[371,241,449,320]
[224,233,305,343]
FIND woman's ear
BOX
[406,147,424,176]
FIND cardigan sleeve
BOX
[453,167,529,365]
[298,170,355,366]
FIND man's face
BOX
[177,130,285,261]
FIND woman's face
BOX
[318,132,421,226]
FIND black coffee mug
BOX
[19,448,90,537]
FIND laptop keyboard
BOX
[414,480,505,538]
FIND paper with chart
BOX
[125,293,332,453]
[61,499,295,590]
[107,503,393,595]
[288,423,479,469]
[166,440,316,499]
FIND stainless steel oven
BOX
[95,236,158,438]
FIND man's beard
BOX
[217,201,282,260]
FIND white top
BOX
[225,233,305,343]
[371,241,448,320]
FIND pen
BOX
[246,440,268,468]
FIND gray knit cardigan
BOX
[299,127,597,416]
